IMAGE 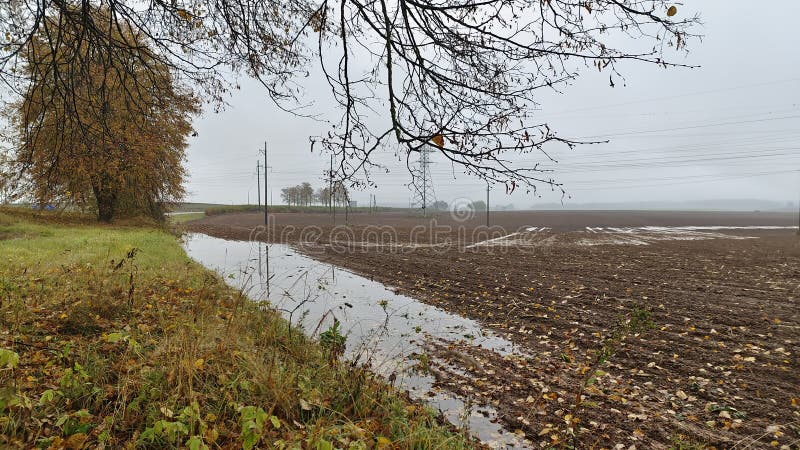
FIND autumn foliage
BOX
[0,211,472,448]
[8,8,198,222]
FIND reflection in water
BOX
[183,233,532,449]
[257,241,271,298]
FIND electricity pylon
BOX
[410,145,437,216]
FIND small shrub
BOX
[319,320,346,360]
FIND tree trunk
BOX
[93,184,117,222]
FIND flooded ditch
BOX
[183,232,532,449]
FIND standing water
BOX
[183,233,532,448]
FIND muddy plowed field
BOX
[188,211,800,448]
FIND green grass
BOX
[172,202,227,213]
[168,212,206,224]
[0,209,474,449]
[204,204,403,216]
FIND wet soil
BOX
[195,210,798,232]
[188,212,800,448]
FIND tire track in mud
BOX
[301,235,800,448]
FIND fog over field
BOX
[186,0,800,209]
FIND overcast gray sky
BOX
[185,0,800,209]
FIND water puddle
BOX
[576,225,794,246]
[183,233,532,449]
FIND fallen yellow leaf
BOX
[376,436,392,449]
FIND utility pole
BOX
[263,142,270,298]
[330,154,336,224]
[256,161,261,211]
[486,182,490,227]
[257,142,271,299]
[260,141,268,226]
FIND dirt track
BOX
[188,211,800,448]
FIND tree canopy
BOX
[0,0,699,196]
[7,9,199,221]
[281,182,316,206]
[281,182,349,206]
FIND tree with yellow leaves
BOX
[8,7,199,221]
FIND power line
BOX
[542,77,800,117]
[578,115,800,140]
[541,103,800,122]
[568,169,798,190]
[536,149,800,170]
[540,132,800,160]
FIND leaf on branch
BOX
[667,6,678,17]
[432,134,445,148]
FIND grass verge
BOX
[0,209,474,449]
[203,205,402,216]
[168,212,206,224]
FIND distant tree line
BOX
[281,182,350,207]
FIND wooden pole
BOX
[264,142,270,297]
[486,182,490,227]
[256,161,261,210]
